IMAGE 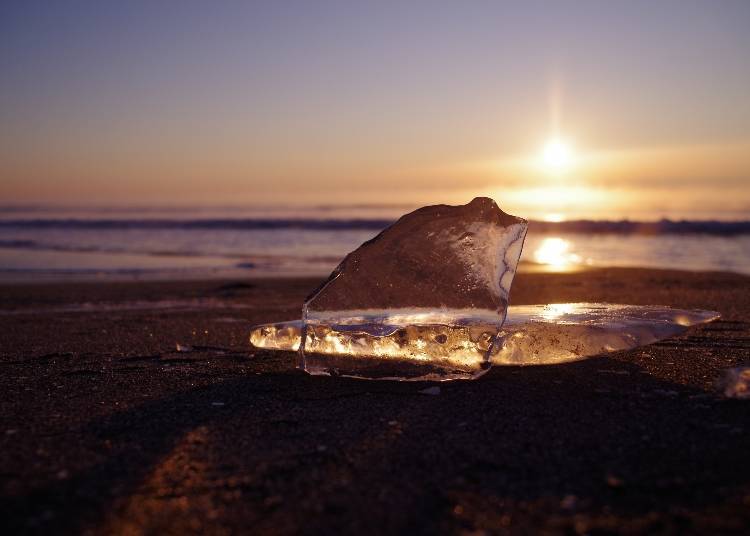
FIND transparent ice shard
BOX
[296,197,528,379]
[248,197,719,380]
[249,304,720,380]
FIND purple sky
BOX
[1,1,749,218]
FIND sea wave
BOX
[0,218,749,234]
[0,239,344,264]
[528,219,750,236]
[0,218,393,231]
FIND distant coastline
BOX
[1,217,749,235]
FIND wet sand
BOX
[1,268,749,534]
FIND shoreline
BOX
[2,260,749,286]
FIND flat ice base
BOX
[249,303,719,381]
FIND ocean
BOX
[1,206,749,281]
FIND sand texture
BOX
[1,268,750,534]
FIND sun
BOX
[540,137,574,173]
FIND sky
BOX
[1,0,749,220]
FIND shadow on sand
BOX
[4,351,750,534]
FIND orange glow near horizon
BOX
[3,136,748,223]
[1,92,749,222]
[452,137,750,221]
[1,72,748,223]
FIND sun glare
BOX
[533,237,582,268]
[540,138,574,173]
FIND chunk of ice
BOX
[298,197,527,377]
[248,197,720,381]
[250,304,720,381]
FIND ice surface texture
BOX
[298,197,528,377]
[303,197,527,318]
[250,304,720,380]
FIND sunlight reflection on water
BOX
[523,232,750,275]
[531,237,584,270]
[0,222,749,279]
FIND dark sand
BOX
[1,268,749,534]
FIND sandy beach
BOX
[1,267,749,534]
